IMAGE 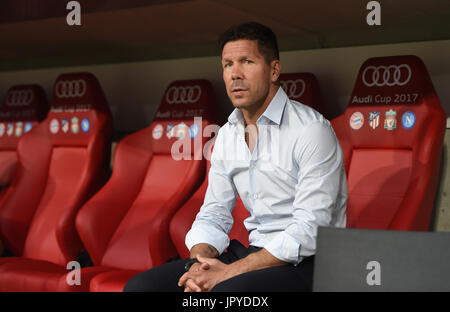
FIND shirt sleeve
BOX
[264,121,346,265]
[185,128,237,255]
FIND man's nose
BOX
[231,64,243,80]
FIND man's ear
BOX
[271,60,281,83]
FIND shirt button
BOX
[253,193,258,199]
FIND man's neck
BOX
[241,84,279,154]
[241,84,279,128]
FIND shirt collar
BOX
[227,86,288,126]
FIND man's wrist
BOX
[184,258,199,272]
[189,243,219,259]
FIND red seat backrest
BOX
[331,55,446,230]
[0,73,113,263]
[279,72,328,117]
[0,85,48,191]
[76,79,216,270]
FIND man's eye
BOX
[245,60,253,64]
[224,63,232,68]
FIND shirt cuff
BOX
[264,231,303,266]
[185,223,230,256]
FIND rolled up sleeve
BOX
[264,121,345,265]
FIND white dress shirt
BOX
[185,87,347,265]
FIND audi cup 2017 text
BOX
[352,93,419,105]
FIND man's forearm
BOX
[222,248,287,280]
[189,243,219,259]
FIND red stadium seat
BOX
[0,73,113,291]
[0,85,48,202]
[169,72,328,258]
[61,79,217,292]
[331,55,446,230]
[279,72,328,118]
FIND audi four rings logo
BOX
[6,89,33,106]
[362,64,412,87]
[55,80,87,98]
[165,86,202,104]
[280,79,306,99]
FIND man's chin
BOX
[231,99,250,109]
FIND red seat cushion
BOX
[331,55,446,230]
[0,258,67,292]
[57,266,117,292]
[89,270,140,292]
[0,263,115,292]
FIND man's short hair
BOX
[218,22,280,64]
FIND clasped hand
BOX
[178,256,229,292]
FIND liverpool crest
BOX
[384,109,397,131]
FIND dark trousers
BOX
[123,240,314,292]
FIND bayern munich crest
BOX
[349,112,364,130]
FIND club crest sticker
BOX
[24,122,33,133]
[166,124,175,139]
[81,118,90,133]
[15,122,23,137]
[175,122,188,140]
[384,109,397,130]
[6,123,14,136]
[189,124,199,139]
[50,119,59,134]
[0,123,4,136]
[61,118,69,133]
[401,111,416,130]
[152,124,163,140]
[369,111,380,130]
[71,117,79,134]
[349,112,364,130]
